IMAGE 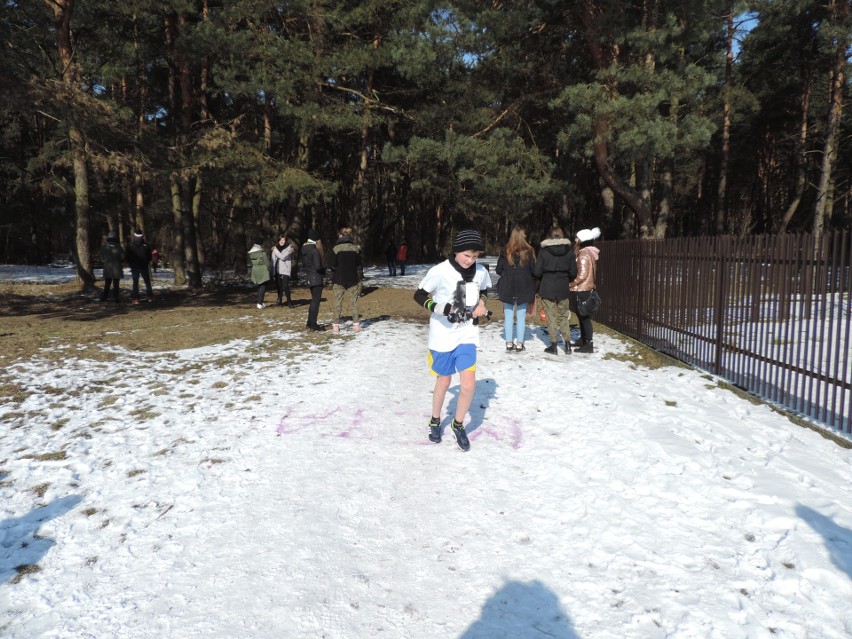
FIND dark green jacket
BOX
[100,239,125,280]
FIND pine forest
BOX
[1,0,850,286]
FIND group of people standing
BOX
[248,227,364,334]
[495,225,601,355]
[99,229,157,304]
[248,233,297,310]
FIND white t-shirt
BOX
[418,260,492,352]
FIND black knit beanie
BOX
[452,229,484,253]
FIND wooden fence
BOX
[596,231,851,440]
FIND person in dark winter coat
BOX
[495,226,537,352]
[569,227,601,353]
[532,226,578,354]
[126,229,154,304]
[100,231,125,303]
[385,241,397,276]
[248,239,272,309]
[328,227,364,333]
[272,233,296,307]
[300,229,326,331]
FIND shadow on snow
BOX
[1,494,83,584]
[795,504,852,580]
[458,579,580,639]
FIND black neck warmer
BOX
[450,256,476,282]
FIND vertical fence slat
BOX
[843,230,851,434]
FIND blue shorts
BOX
[428,344,477,376]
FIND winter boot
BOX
[332,323,340,334]
[451,419,470,452]
[576,340,594,353]
[563,342,572,354]
[352,322,362,333]
[544,343,557,355]
[428,417,442,443]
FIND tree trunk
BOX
[600,179,615,229]
[134,170,145,231]
[170,174,188,285]
[49,0,95,288]
[355,46,378,242]
[716,6,734,235]
[192,175,206,271]
[579,0,654,237]
[180,175,201,288]
[434,202,444,256]
[70,125,93,287]
[655,161,673,238]
[263,95,273,153]
[778,75,812,233]
[812,0,846,244]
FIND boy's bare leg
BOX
[454,369,476,423]
[432,375,452,418]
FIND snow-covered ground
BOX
[1,264,851,638]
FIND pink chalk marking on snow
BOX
[275,407,294,435]
[337,408,365,438]
[510,418,523,450]
[467,421,523,449]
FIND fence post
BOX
[714,236,728,375]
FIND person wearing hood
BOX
[569,227,602,353]
[300,229,326,331]
[100,230,125,303]
[532,226,578,355]
[127,229,154,304]
[328,227,364,333]
[413,229,492,452]
[248,239,272,309]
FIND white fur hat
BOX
[575,227,601,243]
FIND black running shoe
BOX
[428,417,442,443]
[452,420,470,452]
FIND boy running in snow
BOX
[413,229,492,451]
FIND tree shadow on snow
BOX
[795,504,852,579]
[447,376,498,435]
[458,579,580,639]
[0,494,83,584]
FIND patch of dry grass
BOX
[0,282,421,364]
